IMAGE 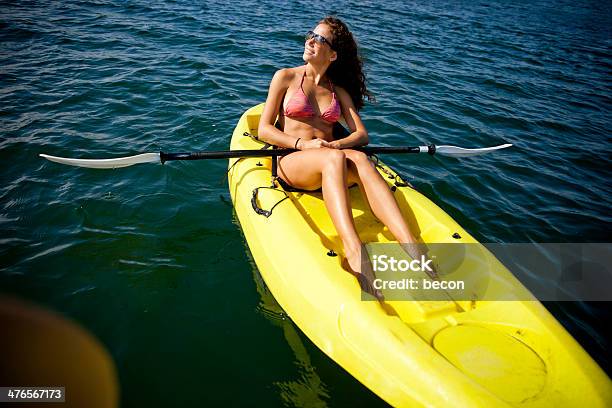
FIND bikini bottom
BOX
[276,177,356,193]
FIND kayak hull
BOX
[228,104,611,407]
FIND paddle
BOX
[39,143,512,169]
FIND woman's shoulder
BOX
[333,84,350,100]
[273,66,304,82]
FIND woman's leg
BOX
[344,150,436,278]
[278,148,361,266]
[278,149,382,297]
[344,150,417,243]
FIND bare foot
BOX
[400,242,439,280]
[343,251,384,301]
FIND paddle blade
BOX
[39,153,160,169]
[435,144,512,157]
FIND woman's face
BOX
[303,23,336,63]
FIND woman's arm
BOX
[257,69,303,149]
[328,86,369,149]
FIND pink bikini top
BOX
[283,69,341,123]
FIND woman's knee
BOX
[324,148,346,167]
[345,149,374,170]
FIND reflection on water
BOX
[232,212,330,407]
[249,251,330,407]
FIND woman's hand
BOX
[298,139,330,150]
[327,140,342,149]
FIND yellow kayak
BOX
[228,103,611,407]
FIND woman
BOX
[258,16,424,298]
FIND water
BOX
[1,0,610,406]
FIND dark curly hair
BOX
[320,16,373,111]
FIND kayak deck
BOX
[228,104,611,407]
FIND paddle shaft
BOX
[160,145,433,163]
[40,144,510,169]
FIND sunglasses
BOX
[305,30,334,50]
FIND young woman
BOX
[258,16,425,298]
